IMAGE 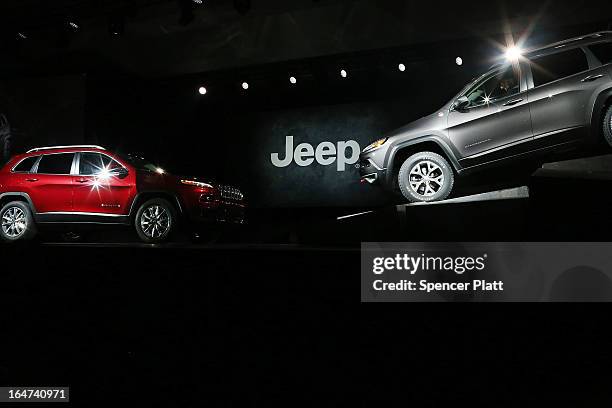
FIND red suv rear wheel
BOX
[0,201,37,242]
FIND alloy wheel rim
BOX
[140,205,171,238]
[408,160,444,197]
[2,207,27,238]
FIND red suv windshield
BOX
[118,154,167,174]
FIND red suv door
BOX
[26,152,76,213]
[72,152,135,215]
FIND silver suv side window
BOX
[463,65,521,108]
[588,41,612,65]
[530,48,589,87]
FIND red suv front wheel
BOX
[134,198,176,243]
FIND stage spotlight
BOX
[398,63,406,72]
[289,76,297,85]
[67,21,80,32]
[505,46,522,61]
[242,82,249,90]
[340,69,348,78]
[198,86,207,95]
[455,57,463,66]
[193,0,203,3]
[16,32,27,40]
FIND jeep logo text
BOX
[271,136,360,171]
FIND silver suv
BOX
[359,32,612,202]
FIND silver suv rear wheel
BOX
[604,105,612,147]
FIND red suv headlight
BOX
[180,180,214,189]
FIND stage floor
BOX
[2,169,612,404]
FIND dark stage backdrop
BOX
[86,55,473,208]
[235,102,415,207]
[0,75,85,164]
[86,94,447,207]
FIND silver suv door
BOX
[448,62,533,168]
[526,47,606,146]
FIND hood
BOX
[385,108,449,142]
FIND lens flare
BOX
[505,46,523,61]
[97,167,112,181]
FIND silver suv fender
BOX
[384,136,462,187]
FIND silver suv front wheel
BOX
[398,151,454,203]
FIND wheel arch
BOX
[0,192,36,213]
[589,87,612,139]
[384,137,461,188]
[129,192,185,220]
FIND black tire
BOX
[603,105,612,147]
[134,198,176,243]
[398,151,454,203]
[0,201,37,242]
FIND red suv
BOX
[0,145,245,243]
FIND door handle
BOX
[503,98,523,106]
[25,178,38,182]
[75,178,88,183]
[582,74,604,82]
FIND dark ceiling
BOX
[1,0,611,78]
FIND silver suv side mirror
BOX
[452,96,470,112]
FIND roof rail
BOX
[26,145,106,153]
[528,31,612,54]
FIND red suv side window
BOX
[12,156,39,173]
[79,152,123,175]
[36,153,75,175]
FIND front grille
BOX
[219,185,244,201]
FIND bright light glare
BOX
[289,76,297,84]
[455,57,463,66]
[155,167,165,174]
[340,69,347,78]
[505,46,522,61]
[242,82,249,90]
[198,86,207,95]
[398,63,406,72]
[97,167,112,181]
